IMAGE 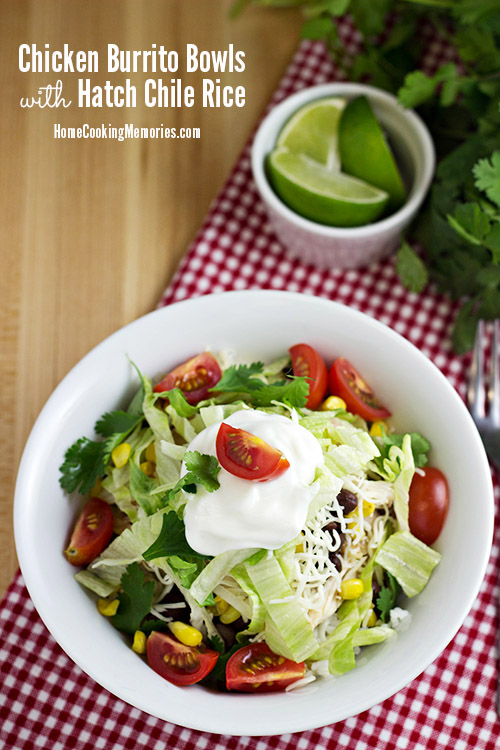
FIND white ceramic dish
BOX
[251,83,435,269]
[14,291,493,736]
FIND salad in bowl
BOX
[61,343,447,694]
[14,291,492,735]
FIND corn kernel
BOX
[145,442,156,463]
[369,421,387,439]
[140,460,155,477]
[220,605,241,624]
[168,621,203,647]
[132,630,147,654]
[362,500,375,516]
[214,595,228,615]
[366,610,378,628]
[97,598,119,617]
[320,396,347,412]
[340,578,364,600]
[90,479,103,496]
[112,443,131,468]
[295,543,304,553]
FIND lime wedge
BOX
[268,148,389,227]
[277,97,346,170]
[338,96,406,212]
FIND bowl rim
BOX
[14,290,494,736]
[251,82,436,237]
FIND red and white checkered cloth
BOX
[2,22,500,750]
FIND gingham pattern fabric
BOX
[2,22,499,750]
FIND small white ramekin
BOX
[251,83,435,269]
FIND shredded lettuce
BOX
[189,548,258,606]
[376,530,441,597]
[244,554,318,662]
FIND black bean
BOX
[323,521,345,550]
[329,552,343,572]
[336,489,358,515]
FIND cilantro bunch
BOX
[235,0,500,352]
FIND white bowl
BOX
[14,291,493,736]
[251,83,435,269]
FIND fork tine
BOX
[491,319,500,427]
[468,319,485,418]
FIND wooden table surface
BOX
[0,0,302,598]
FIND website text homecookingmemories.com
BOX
[53,123,201,140]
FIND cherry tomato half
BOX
[226,643,305,693]
[146,631,218,686]
[65,497,114,566]
[154,352,222,405]
[328,358,391,421]
[216,422,290,481]
[409,467,449,546]
[289,343,328,410]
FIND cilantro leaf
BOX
[376,572,400,623]
[447,203,491,245]
[95,410,142,437]
[372,430,431,471]
[207,638,250,683]
[396,241,429,293]
[473,152,500,208]
[183,451,221,492]
[214,362,266,393]
[59,405,143,495]
[212,362,309,408]
[129,461,168,515]
[143,511,209,561]
[111,563,155,634]
[59,438,110,495]
[398,63,458,109]
[452,299,480,355]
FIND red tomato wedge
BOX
[153,352,222,405]
[289,343,328,410]
[409,467,449,546]
[147,631,218,686]
[216,422,290,481]
[226,643,305,693]
[328,358,391,421]
[65,497,114,566]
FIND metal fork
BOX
[468,320,500,717]
[467,319,500,473]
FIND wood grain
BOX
[0,0,302,597]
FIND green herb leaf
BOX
[372,430,431,472]
[129,462,167,515]
[376,572,400,623]
[396,242,429,293]
[212,362,309,407]
[452,299,480,355]
[473,152,500,208]
[447,203,491,245]
[143,511,209,561]
[95,411,142,437]
[59,403,143,495]
[111,563,155,634]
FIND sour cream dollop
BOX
[183,409,324,556]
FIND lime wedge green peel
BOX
[268,149,389,228]
[277,98,345,170]
[338,95,406,213]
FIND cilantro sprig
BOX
[210,361,309,407]
[375,572,401,624]
[111,563,155,634]
[59,409,143,495]
[236,0,500,352]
